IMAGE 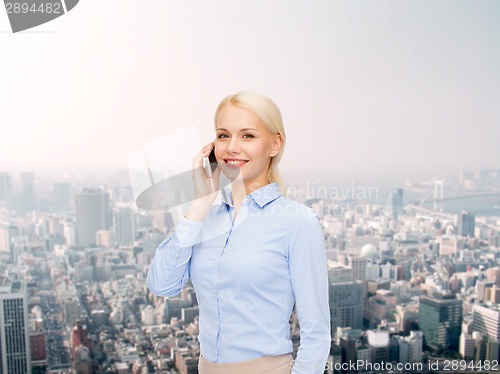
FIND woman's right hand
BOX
[186,142,221,221]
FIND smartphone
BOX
[203,147,218,177]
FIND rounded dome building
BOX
[360,243,379,260]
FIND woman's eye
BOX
[242,134,254,139]
[217,134,228,139]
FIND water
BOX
[422,196,500,217]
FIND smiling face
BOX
[215,103,282,192]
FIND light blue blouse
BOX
[147,182,330,373]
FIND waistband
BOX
[199,353,293,374]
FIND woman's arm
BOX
[147,140,220,297]
[287,208,331,374]
[146,216,204,297]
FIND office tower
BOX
[113,207,135,246]
[0,277,31,373]
[460,333,475,360]
[63,220,77,247]
[63,297,80,329]
[140,305,159,326]
[392,188,404,219]
[175,348,198,374]
[0,224,20,260]
[164,298,193,323]
[53,182,71,210]
[471,304,500,341]
[338,330,358,374]
[75,188,110,247]
[385,188,404,220]
[71,321,92,361]
[339,253,368,297]
[74,346,92,374]
[343,255,368,282]
[394,304,418,334]
[30,329,46,363]
[328,262,363,333]
[398,331,423,364]
[18,172,36,213]
[458,211,475,237]
[0,172,12,205]
[419,294,463,353]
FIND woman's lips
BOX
[224,159,249,168]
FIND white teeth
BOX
[227,160,246,165]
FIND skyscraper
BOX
[398,330,423,364]
[471,304,500,341]
[0,172,12,205]
[18,172,36,213]
[53,182,72,210]
[113,207,135,246]
[328,262,363,333]
[392,188,404,219]
[0,277,31,373]
[419,294,463,353]
[75,188,110,247]
[386,188,404,220]
[457,211,475,237]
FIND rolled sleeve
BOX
[146,216,204,297]
[288,209,331,374]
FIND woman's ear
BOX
[270,134,283,157]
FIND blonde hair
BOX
[214,91,287,197]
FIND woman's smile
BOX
[224,158,249,168]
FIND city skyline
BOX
[1,158,500,372]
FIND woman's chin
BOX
[221,168,243,182]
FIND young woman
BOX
[147,91,330,374]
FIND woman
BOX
[147,91,330,374]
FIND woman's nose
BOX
[226,138,240,153]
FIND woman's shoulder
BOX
[271,196,320,225]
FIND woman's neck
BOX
[231,180,268,209]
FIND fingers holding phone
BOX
[202,145,218,177]
[192,142,220,200]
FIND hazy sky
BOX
[1,0,499,184]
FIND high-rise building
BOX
[63,297,80,329]
[392,188,404,219]
[71,321,91,353]
[53,182,72,210]
[339,254,368,297]
[0,224,20,260]
[74,346,92,374]
[164,298,193,323]
[458,211,475,237]
[328,262,363,333]
[30,329,46,363]
[460,332,475,360]
[0,277,31,373]
[113,207,135,246]
[385,188,404,220]
[18,172,36,213]
[471,304,500,341]
[398,330,423,364]
[419,294,463,353]
[0,172,12,205]
[75,188,110,247]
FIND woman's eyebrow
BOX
[216,128,258,132]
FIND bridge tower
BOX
[433,179,444,212]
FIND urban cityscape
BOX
[0,168,500,373]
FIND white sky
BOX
[1,0,499,184]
